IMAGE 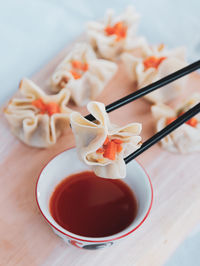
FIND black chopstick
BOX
[124,102,200,164]
[85,60,200,121]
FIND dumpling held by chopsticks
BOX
[70,101,142,179]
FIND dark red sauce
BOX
[49,171,137,238]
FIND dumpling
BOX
[51,43,117,106]
[151,94,200,153]
[87,6,142,60]
[122,42,187,103]
[4,78,72,148]
[70,101,142,179]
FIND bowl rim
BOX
[35,147,153,243]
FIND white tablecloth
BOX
[0,0,200,265]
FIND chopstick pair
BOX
[85,60,200,164]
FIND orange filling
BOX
[70,60,89,80]
[32,98,60,116]
[143,56,166,71]
[71,61,89,71]
[166,117,176,125]
[166,115,198,128]
[96,136,123,160]
[70,70,82,80]
[96,148,104,154]
[104,21,127,41]
[31,98,46,114]
[103,141,117,160]
[186,117,198,127]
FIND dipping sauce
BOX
[49,171,138,238]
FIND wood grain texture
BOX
[0,42,200,266]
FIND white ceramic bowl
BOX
[36,148,153,250]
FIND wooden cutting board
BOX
[0,41,200,266]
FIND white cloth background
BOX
[0,0,200,265]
